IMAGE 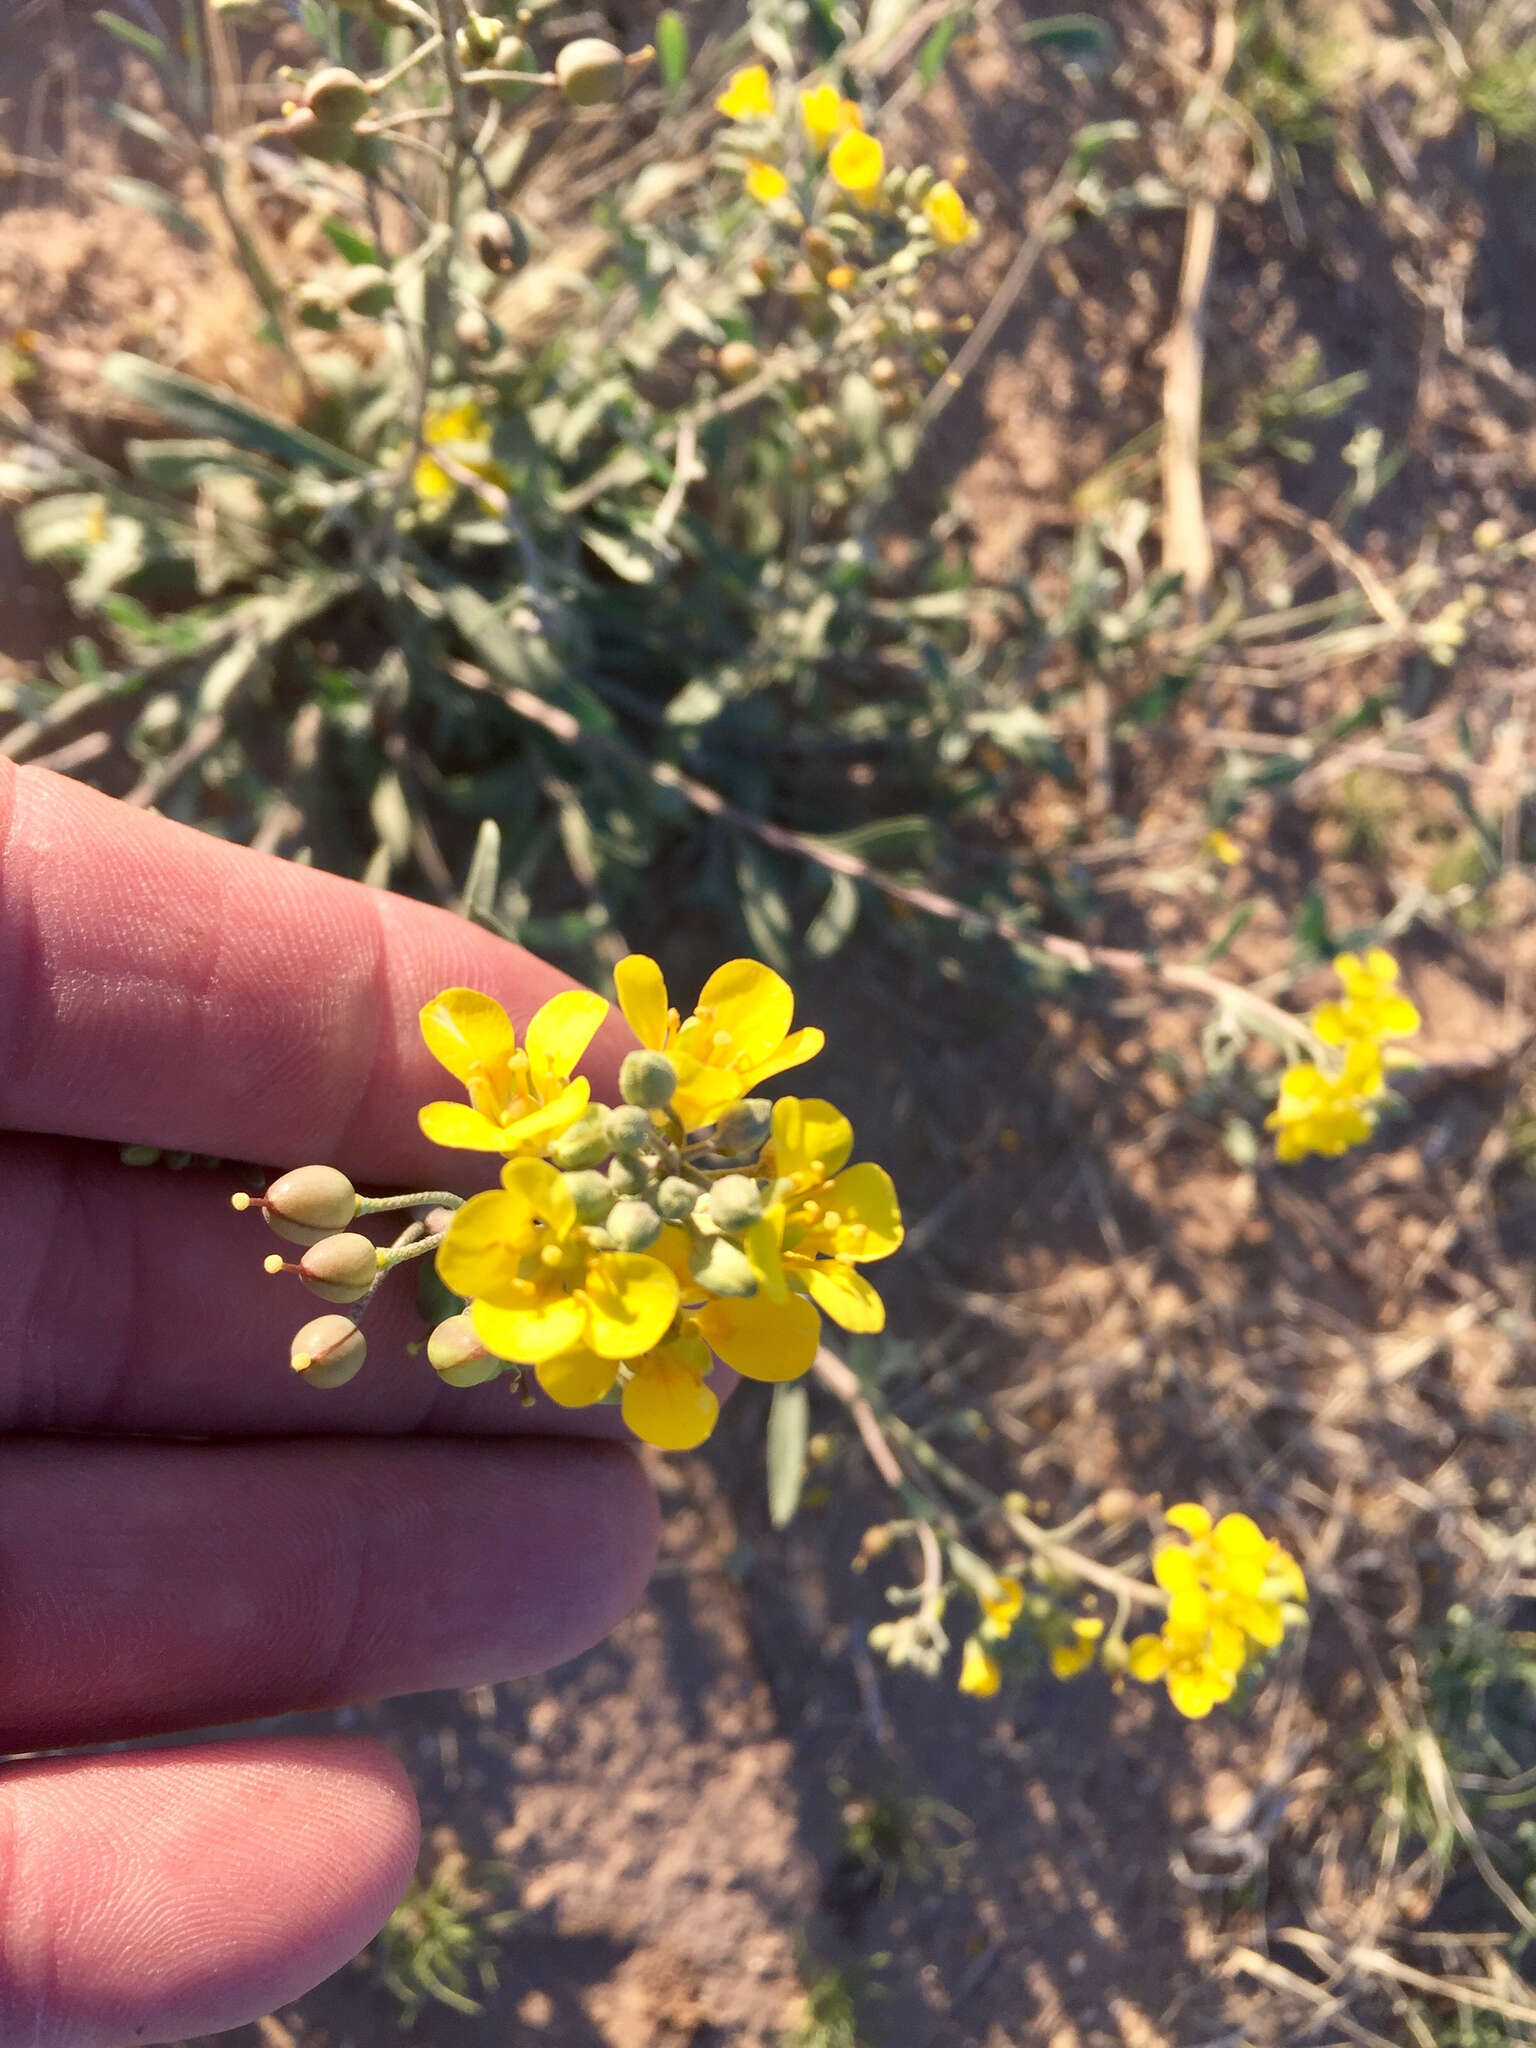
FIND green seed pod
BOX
[295,280,342,330]
[562,1169,615,1222]
[619,1049,678,1110]
[716,340,761,386]
[603,1105,654,1155]
[486,34,539,104]
[608,1154,650,1197]
[427,1312,503,1387]
[290,1314,367,1388]
[688,1234,758,1297]
[341,264,395,317]
[656,1175,700,1222]
[607,1199,663,1251]
[298,1231,380,1303]
[707,1174,763,1233]
[280,106,358,164]
[467,208,529,276]
[456,12,504,63]
[905,164,936,204]
[303,66,373,126]
[713,1099,772,1156]
[555,36,628,105]
[548,1107,608,1170]
[257,1165,359,1246]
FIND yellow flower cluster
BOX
[1127,1505,1307,1719]
[1267,948,1420,1163]
[956,1571,1025,1696]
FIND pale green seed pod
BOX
[341,264,395,316]
[656,1175,700,1222]
[467,208,529,276]
[619,1049,677,1110]
[280,106,358,164]
[603,1105,653,1155]
[486,34,538,105]
[427,1313,503,1387]
[303,66,373,126]
[716,340,761,386]
[713,1099,772,1156]
[707,1174,763,1233]
[563,1169,615,1222]
[291,1314,367,1388]
[456,12,504,63]
[688,1235,758,1298]
[548,1107,608,1169]
[298,1232,380,1303]
[608,1155,649,1197]
[256,1165,359,1246]
[555,36,628,105]
[607,1199,662,1251]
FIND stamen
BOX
[264,1254,297,1275]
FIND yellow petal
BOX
[419,988,517,1085]
[799,82,843,148]
[419,1099,525,1153]
[492,1079,594,1156]
[524,988,609,1092]
[771,1096,852,1184]
[692,958,795,1065]
[1166,1669,1220,1718]
[500,1155,578,1238]
[581,1252,681,1360]
[1164,1501,1213,1540]
[743,1213,788,1301]
[828,129,884,197]
[435,1187,538,1302]
[741,1025,826,1092]
[958,1638,1001,1697]
[1049,1639,1096,1680]
[715,63,773,120]
[1127,1634,1167,1682]
[922,178,976,246]
[821,1162,903,1259]
[695,1290,821,1382]
[536,1346,620,1408]
[622,1352,719,1451]
[472,1292,588,1364]
[613,954,670,1050]
[802,1261,885,1332]
[1152,1544,1200,1597]
[744,160,789,204]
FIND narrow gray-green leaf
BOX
[102,355,371,478]
[655,9,689,88]
[321,215,383,267]
[767,1381,810,1529]
[94,10,168,63]
[460,817,503,924]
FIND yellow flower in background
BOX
[439,1158,679,1364]
[922,178,978,246]
[1049,1616,1105,1681]
[418,986,608,1154]
[613,954,824,1130]
[799,81,861,150]
[716,63,774,120]
[828,129,884,199]
[1203,827,1241,866]
[1266,1038,1384,1163]
[744,160,790,204]
[958,1637,1002,1698]
[1312,948,1420,1047]
[1127,1590,1244,1718]
[745,1096,904,1332]
[413,398,511,503]
[1128,1503,1306,1717]
[825,263,857,290]
[980,1575,1025,1641]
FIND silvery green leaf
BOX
[767,1381,809,1529]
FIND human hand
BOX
[0,761,659,2045]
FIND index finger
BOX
[0,762,633,1183]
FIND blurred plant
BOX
[372,1844,519,2026]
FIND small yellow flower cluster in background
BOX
[1127,1505,1307,1719]
[1267,948,1420,1163]
[235,956,903,1455]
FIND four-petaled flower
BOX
[418,986,609,1154]
[1127,1503,1306,1718]
[1265,1039,1384,1163]
[828,130,884,199]
[744,160,789,204]
[613,954,824,1130]
[922,179,977,246]
[1312,948,1421,1047]
[716,64,774,120]
[744,1096,904,1332]
[799,81,860,150]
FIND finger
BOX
[0,1737,418,2048]
[0,762,636,1182]
[0,1435,659,1751]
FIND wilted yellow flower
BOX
[413,398,512,503]
[716,63,773,120]
[1312,948,1420,1047]
[1265,1038,1384,1163]
[958,1636,1002,1697]
[744,159,789,204]
[744,1097,904,1333]
[613,954,824,1131]
[922,178,977,246]
[1049,1616,1105,1681]
[799,81,860,150]
[980,1574,1025,1641]
[828,130,884,200]
[418,986,608,1154]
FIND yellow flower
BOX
[828,130,884,200]
[744,1097,903,1332]
[1127,1589,1244,1719]
[620,1330,719,1450]
[1265,1038,1384,1163]
[1129,1503,1307,1714]
[715,63,773,120]
[825,263,856,290]
[413,398,512,503]
[744,160,789,204]
[418,986,608,1154]
[644,1224,825,1385]
[922,179,977,246]
[958,1636,1002,1698]
[979,1574,1024,1641]
[612,954,824,1131]
[1312,948,1420,1047]
[1203,827,1241,866]
[439,1157,679,1364]
[1049,1616,1105,1681]
[799,81,860,150]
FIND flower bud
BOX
[455,12,504,63]
[341,264,395,316]
[1099,1635,1130,1678]
[716,339,761,385]
[555,36,628,105]
[280,106,358,163]
[619,1049,677,1110]
[707,1174,763,1233]
[427,1312,503,1387]
[688,1234,758,1297]
[290,1314,367,1388]
[548,1107,608,1169]
[303,66,373,126]
[608,1154,650,1197]
[912,306,944,337]
[468,208,529,276]
[252,1165,359,1246]
[297,1231,380,1303]
[869,355,900,388]
[1096,1486,1139,1527]
[904,164,936,203]
[607,1198,662,1251]
[713,1098,772,1156]
[603,1105,654,1155]
[801,226,837,278]
[562,1169,614,1222]
[656,1175,700,1222]
[295,281,342,330]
